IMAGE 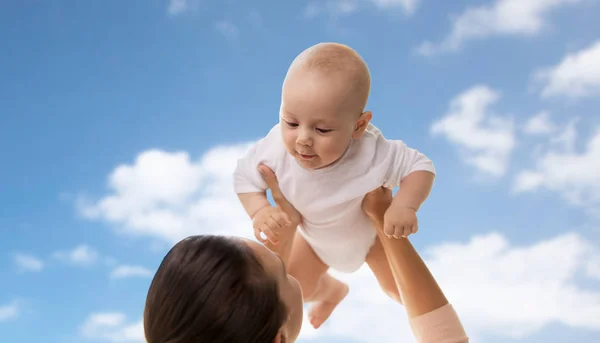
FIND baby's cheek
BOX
[282,133,295,150]
[326,140,348,156]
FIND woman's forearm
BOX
[363,188,469,342]
[369,212,448,318]
[377,232,448,318]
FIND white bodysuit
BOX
[233,123,436,273]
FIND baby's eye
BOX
[285,121,299,128]
[316,128,332,133]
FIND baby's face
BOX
[280,70,365,170]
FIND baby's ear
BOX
[352,111,372,139]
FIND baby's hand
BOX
[383,205,418,238]
[252,206,291,245]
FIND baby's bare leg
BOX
[288,232,349,329]
[366,236,402,304]
[288,232,328,299]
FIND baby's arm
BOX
[237,191,290,245]
[233,124,290,243]
[382,140,436,237]
[391,170,435,212]
[237,192,271,219]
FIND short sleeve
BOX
[382,139,436,189]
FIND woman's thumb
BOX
[258,164,268,176]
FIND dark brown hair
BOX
[144,235,288,343]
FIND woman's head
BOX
[144,235,303,343]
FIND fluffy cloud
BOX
[0,301,19,322]
[430,85,515,177]
[110,265,153,280]
[523,111,557,135]
[424,232,600,337]
[53,244,99,267]
[80,141,600,342]
[513,124,600,210]
[417,0,582,56]
[13,253,44,272]
[78,146,255,244]
[81,313,143,342]
[534,39,600,99]
[304,0,419,19]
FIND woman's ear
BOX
[272,331,285,343]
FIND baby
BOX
[233,42,436,329]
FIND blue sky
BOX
[1,0,600,342]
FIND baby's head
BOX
[280,42,372,170]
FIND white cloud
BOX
[523,111,557,135]
[512,125,600,210]
[426,232,600,337]
[78,145,255,244]
[110,265,153,280]
[167,0,188,15]
[13,253,44,272]
[53,244,99,267]
[0,301,19,322]
[512,170,545,192]
[535,40,600,99]
[81,312,143,342]
[417,0,582,56]
[215,20,239,40]
[430,85,515,177]
[304,0,419,19]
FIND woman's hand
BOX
[362,186,393,230]
[258,164,302,228]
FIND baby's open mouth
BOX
[298,153,315,160]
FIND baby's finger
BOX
[411,223,419,234]
[402,226,412,238]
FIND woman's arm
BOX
[363,186,447,318]
[362,187,469,342]
[257,164,302,265]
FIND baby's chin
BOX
[297,157,340,170]
[292,155,321,169]
[286,149,340,170]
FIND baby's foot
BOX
[308,278,349,329]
